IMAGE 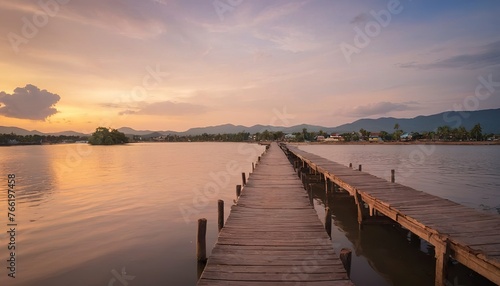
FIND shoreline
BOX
[2,140,500,147]
[287,140,500,146]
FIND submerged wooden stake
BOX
[236,184,242,198]
[197,218,207,262]
[242,172,246,186]
[358,164,362,171]
[218,200,224,232]
[340,248,352,278]
[325,207,332,238]
[309,184,313,206]
[391,169,395,183]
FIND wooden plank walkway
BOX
[284,144,500,286]
[198,142,354,285]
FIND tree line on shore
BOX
[1,123,496,145]
[0,133,87,145]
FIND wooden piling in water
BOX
[308,184,313,206]
[218,200,224,232]
[434,240,450,286]
[391,169,395,183]
[354,190,364,225]
[410,232,420,248]
[252,162,255,172]
[242,172,246,186]
[358,164,362,171]
[197,218,207,262]
[349,163,352,168]
[325,207,332,238]
[340,248,352,278]
[236,185,241,198]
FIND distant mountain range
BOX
[1,108,499,137]
[0,126,88,137]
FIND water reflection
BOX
[0,142,265,285]
[0,146,58,207]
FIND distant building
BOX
[327,134,344,142]
[400,132,413,141]
[285,134,296,140]
[316,135,326,141]
[369,135,383,142]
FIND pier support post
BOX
[410,232,420,248]
[349,163,352,168]
[218,200,224,232]
[391,169,395,183]
[354,190,364,225]
[340,248,352,278]
[242,172,246,186]
[236,185,242,198]
[197,218,207,262]
[358,164,362,171]
[325,207,332,238]
[252,162,255,172]
[434,240,450,286]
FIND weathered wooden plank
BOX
[200,272,349,281]
[199,280,355,286]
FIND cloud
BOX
[0,84,60,120]
[350,13,370,25]
[254,27,320,53]
[397,40,500,70]
[118,101,207,116]
[253,1,309,25]
[351,101,419,117]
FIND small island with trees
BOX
[88,127,128,145]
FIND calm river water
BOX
[0,143,498,285]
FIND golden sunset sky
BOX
[1,0,499,133]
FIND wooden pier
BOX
[284,144,500,286]
[198,143,354,285]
